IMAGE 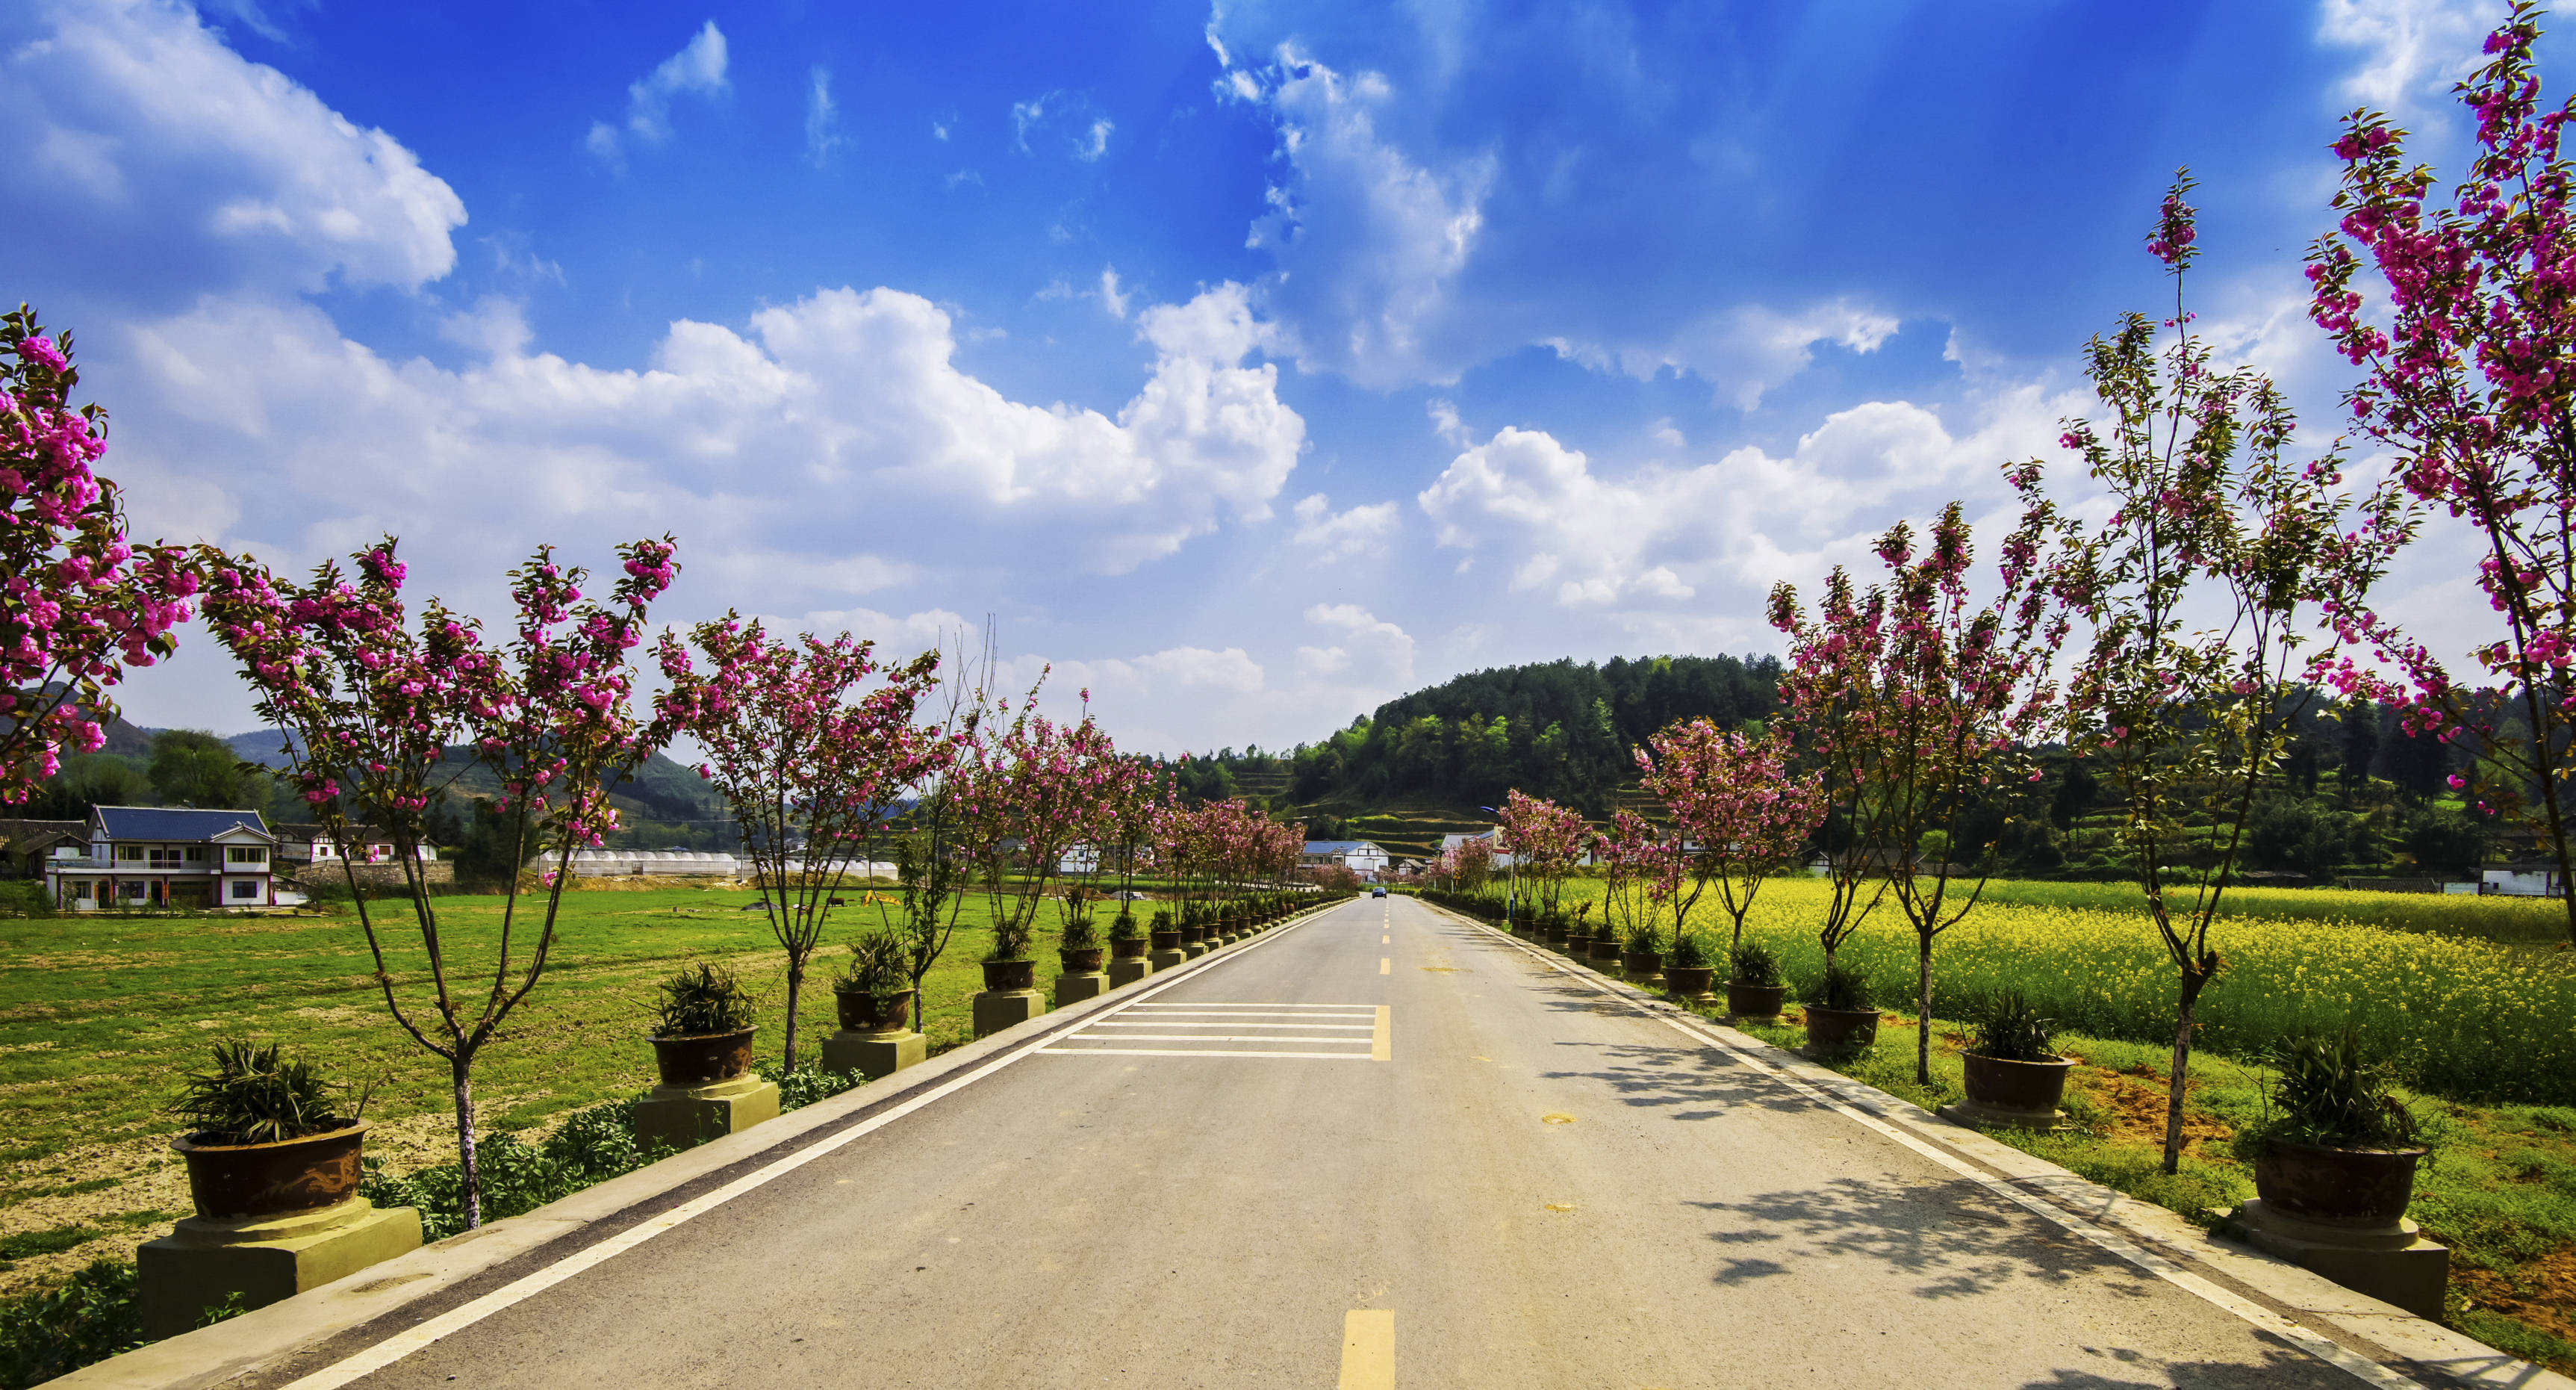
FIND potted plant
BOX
[1956,990,2073,1126]
[1148,907,1182,956]
[649,962,759,1085]
[984,914,1039,992]
[1664,931,1717,1002]
[167,1040,370,1220]
[1588,922,1623,970]
[1620,923,1665,987]
[1109,908,1148,961]
[1558,903,1591,955]
[1060,910,1107,975]
[830,930,915,1035]
[1802,963,1879,1053]
[1726,940,1788,1021]
[2246,1026,2425,1226]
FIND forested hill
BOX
[1190,654,1780,815]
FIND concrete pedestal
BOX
[1055,972,1107,1006]
[2218,1200,2450,1321]
[632,1073,780,1153]
[137,1197,421,1337]
[820,1028,925,1082]
[1625,967,1666,988]
[1938,1099,2071,1133]
[1148,947,1186,971]
[973,988,1045,1038]
[1108,956,1153,987]
[1181,940,1210,960]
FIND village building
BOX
[1301,839,1391,880]
[43,806,279,910]
[0,818,88,881]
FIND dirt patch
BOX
[2067,1064,2232,1155]
[2457,1245,2576,1346]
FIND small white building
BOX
[1302,840,1391,880]
[1059,844,1101,875]
[46,806,279,910]
[2483,862,2568,897]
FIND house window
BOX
[225,847,267,866]
[116,845,143,862]
[184,847,206,863]
[72,881,93,901]
[229,880,261,900]
[120,881,146,902]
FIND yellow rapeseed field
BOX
[1551,876,2576,1103]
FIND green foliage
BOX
[649,963,754,1037]
[756,1058,864,1111]
[1969,990,2058,1062]
[1060,908,1100,951]
[0,1258,140,1390]
[829,930,909,1000]
[146,730,264,811]
[358,1100,655,1244]
[1621,922,1661,955]
[1815,962,1875,1011]
[167,1040,349,1144]
[1668,932,1710,968]
[0,1227,97,1269]
[1729,939,1782,987]
[2253,1025,2416,1151]
[1107,908,1143,940]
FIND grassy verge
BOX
[1712,1004,2576,1374]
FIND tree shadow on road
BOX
[2006,1346,2352,1389]
[1690,1175,2156,1303]
[1538,1037,1812,1121]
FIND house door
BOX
[167,881,212,910]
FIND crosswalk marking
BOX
[1039,1001,1387,1061]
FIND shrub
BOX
[1730,940,1782,987]
[758,1059,864,1112]
[2252,1025,2416,1151]
[1060,911,1101,951]
[650,963,755,1038]
[829,931,909,1001]
[1623,922,1662,954]
[359,1099,656,1244]
[1109,908,1142,940]
[0,1259,141,1390]
[1814,962,1875,1011]
[1969,990,2057,1062]
[1669,932,1711,969]
[167,1040,354,1144]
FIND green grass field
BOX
[0,883,1123,1296]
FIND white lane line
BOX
[1089,1021,1372,1030]
[276,904,1343,1390]
[1036,1047,1376,1060]
[1051,1034,1375,1045]
[1119,1011,1375,1019]
[1128,1002,1371,1011]
[1452,914,2425,1390]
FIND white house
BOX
[1302,840,1391,880]
[1059,844,1101,875]
[46,806,279,910]
[1439,830,1514,869]
[2483,862,2568,897]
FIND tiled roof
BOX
[1303,840,1385,854]
[93,806,273,843]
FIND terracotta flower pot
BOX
[1664,964,1717,998]
[1059,946,1107,973]
[1621,949,1664,984]
[1544,922,1572,947]
[1961,1052,2073,1118]
[833,988,915,1034]
[1563,931,1592,957]
[1802,1005,1879,1052]
[1111,937,1148,960]
[172,1122,367,1221]
[2253,1141,2427,1226]
[650,1028,756,1086]
[1150,929,1182,952]
[982,958,1038,992]
[1589,939,1623,968]
[1725,982,1788,1020]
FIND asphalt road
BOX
[296,894,2357,1389]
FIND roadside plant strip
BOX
[0,311,198,805]
[2308,1,2576,951]
[653,615,941,1071]
[195,534,682,1231]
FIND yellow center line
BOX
[1378,957,1390,975]
[1382,934,1390,944]
[1372,1005,1391,1061]
[1340,1310,1393,1389]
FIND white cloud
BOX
[0,0,465,300]
[2318,0,2500,111]
[804,65,842,167]
[1231,47,1493,388]
[1077,117,1114,161]
[1548,300,1900,411]
[587,20,729,167]
[1098,265,1130,319]
[1296,603,1414,687]
[1010,90,1113,161]
[1290,493,1399,559]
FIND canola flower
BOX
[1553,877,2576,1104]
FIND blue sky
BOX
[0,0,2521,753]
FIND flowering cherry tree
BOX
[2307,2,2576,946]
[1596,808,1667,951]
[1773,503,2064,1085]
[2044,175,2404,1171]
[656,619,941,1070]
[1637,720,1827,965]
[956,683,1122,962]
[1496,789,1590,923]
[196,535,679,1227]
[0,310,197,802]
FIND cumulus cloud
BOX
[1290,493,1399,559]
[2319,0,2501,111]
[1552,299,1903,412]
[1295,603,1414,687]
[587,20,728,168]
[1228,47,1493,388]
[0,0,465,304]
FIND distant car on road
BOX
[1372,886,1388,898]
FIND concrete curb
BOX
[1423,901,2572,1390]
[53,897,1350,1389]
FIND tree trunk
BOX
[1915,933,1935,1087]
[2160,972,2207,1176]
[782,961,805,1073]
[452,1057,482,1230]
